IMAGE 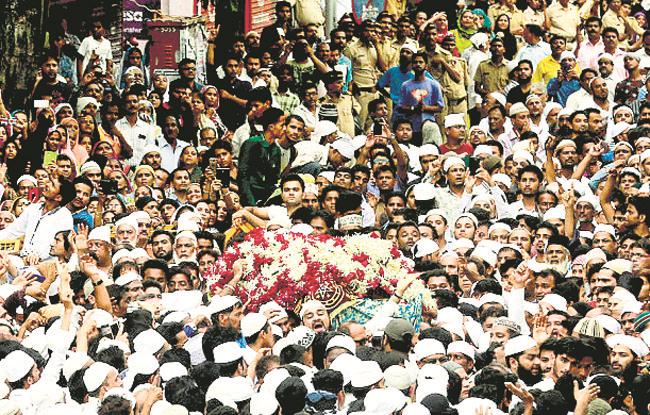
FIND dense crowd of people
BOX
[1,0,650,414]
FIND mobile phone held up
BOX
[215,168,231,187]
[468,157,481,175]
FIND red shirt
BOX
[439,142,474,156]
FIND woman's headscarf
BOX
[47,125,68,151]
[49,124,80,176]
[119,46,149,89]
[453,9,478,54]
[76,97,101,115]
[0,123,12,142]
[456,9,478,37]
[493,14,517,60]
[91,140,118,160]
[635,12,648,29]
[3,136,25,183]
[60,117,89,167]
[54,103,74,118]
[201,85,220,110]
[472,8,492,31]
[420,394,457,415]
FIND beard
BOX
[612,361,637,382]
[517,366,542,386]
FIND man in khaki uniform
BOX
[377,13,400,68]
[474,38,510,97]
[320,70,360,138]
[422,28,464,132]
[393,17,419,52]
[294,0,326,38]
[545,0,581,44]
[343,20,391,126]
[439,35,470,123]
[601,0,643,49]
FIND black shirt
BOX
[215,77,252,131]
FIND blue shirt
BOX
[397,77,445,132]
[547,78,580,107]
[377,66,434,105]
[515,41,552,70]
[337,56,353,93]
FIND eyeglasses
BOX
[181,67,196,71]
[421,356,449,364]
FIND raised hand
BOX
[512,261,531,289]
[365,134,377,150]
[12,268,37,288]
[395,273,418,299]
[505,382,534,405]
[79,254,100,282]
[573,380,600,408]
[464,171,477,193]
[532,313,549,344]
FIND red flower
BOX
[204,229,413,312]
[352,253,370,267]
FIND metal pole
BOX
[325,0,335,36]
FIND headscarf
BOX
[201,85,220,110]
[0,123,11,143]
[60,117,89,166]
[420,394,455,415]
[76,97,101,115]
[49,124,80,176]
[47,125,67,152]
[91,140,118,160]
[54,103,74,118]
[472,8,491,31]
[635,12,648,27]
[456,9,478,37]
[493,14,517,60]
[3,136,26,183]
[453,9,478,54]
[119,46,149,89]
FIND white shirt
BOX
[77,36,112,74]
[508,200,538,218]
[232,122,252,160]
[532,377,556,391]
[158,139,190,173]
[293,103,320,139]
[565,88,595,112]
[0,203,73,259]
[499,128,526,158]
[238,73,267,88]
[114,117,155,166]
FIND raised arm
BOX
[544,135,558,184]
[599,160,624,223]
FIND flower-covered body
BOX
[205,228,430,312]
